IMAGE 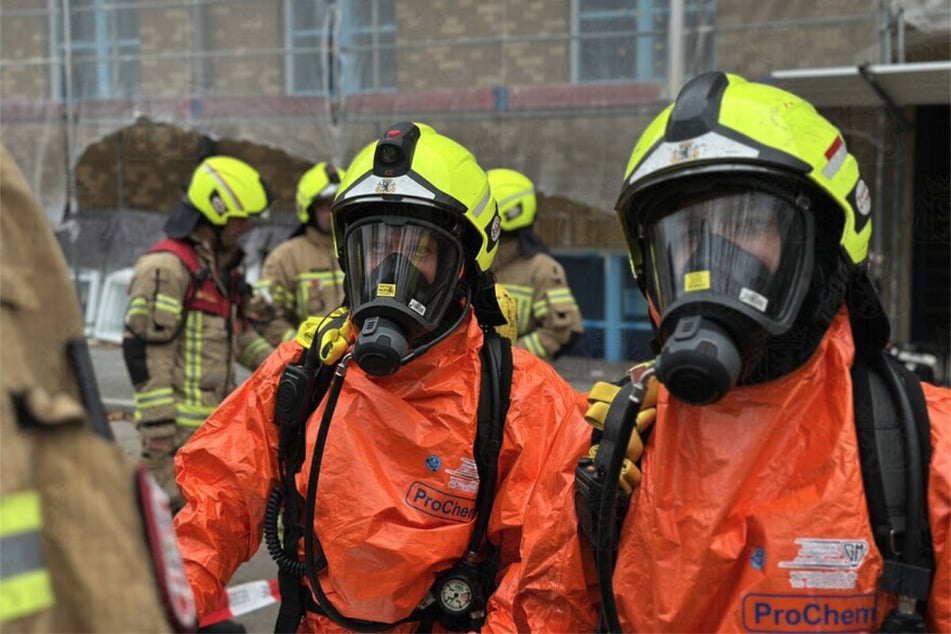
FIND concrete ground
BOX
[93,342,631,632]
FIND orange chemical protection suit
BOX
[173,311,587,631]
[504,310,951,633]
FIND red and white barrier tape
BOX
[200,578,281,627]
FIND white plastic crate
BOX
[93,268,133,344]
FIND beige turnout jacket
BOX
[492,237,583,359]
[123,241,272,429]
[253,226,345,346]
[0,144,178,632]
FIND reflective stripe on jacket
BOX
[492,238,582,359]
[254,226,345,346]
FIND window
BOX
[286,0,333,95]
[339,0,396,93]
[558,251,653,361]
[55,0,141,100]
[573,0,715,83]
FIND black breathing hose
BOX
[299,355,414,632]
[594,368,654,633]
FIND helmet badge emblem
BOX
[375,178,397,193]
[671,141,701,164]
[489,215,502,243]
[210,192,227,214]
[855,179,871,216]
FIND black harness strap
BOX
[271,329,513,633]
[851,352,933,630]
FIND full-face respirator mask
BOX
[638,186,816,405]
[343,213,466,377]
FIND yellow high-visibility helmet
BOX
[616,71,872,286]
[487,168,537,232]
[166,156,273,238]
[332,121,501,275]
[296,162,345,224]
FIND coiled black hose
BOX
[264,485,308,576]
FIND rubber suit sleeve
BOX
[481,353,595,632]
[173,340,299,619]
[485,388,600,633]
[123,252,190,424]
[519,256,583,359]
[253,248,299,346]
[924,382,951,633]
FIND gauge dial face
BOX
[438,577,473,614]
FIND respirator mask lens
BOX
[344,213,465,375]
[642,189,814,404]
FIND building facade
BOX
[1,0,947,366]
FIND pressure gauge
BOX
[436,575,474,615]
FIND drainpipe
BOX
[667,0,685,99]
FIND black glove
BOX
[197,619,247,633]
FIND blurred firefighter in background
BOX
[487,167,583,359]
[122,156,274,513]
[252,161,347,346]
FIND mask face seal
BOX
[344,210,465,376]
[641,186,815,404]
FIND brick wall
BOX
[1,1,52,100]
[715,0,881,77]
[0,0,927,251]
[139,7,195,98]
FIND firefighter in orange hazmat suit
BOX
[172,122,588,632]
[502,71,951,633]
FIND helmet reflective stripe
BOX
[470,188,492,218]
[0,490,53,623]
[496,187,534,210]
[203,162,243,211]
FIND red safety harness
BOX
[149,238,239,318]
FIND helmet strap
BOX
[469,270,507,328]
